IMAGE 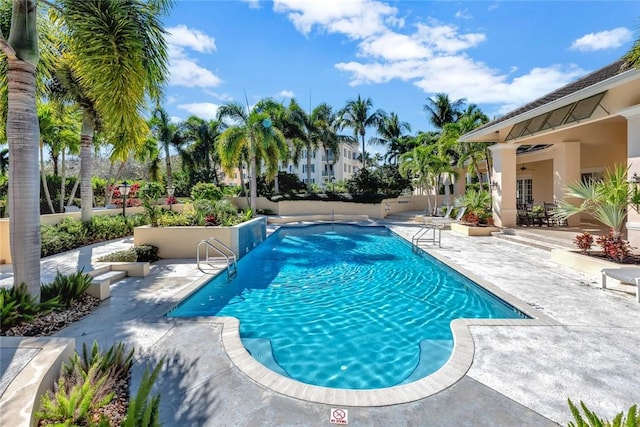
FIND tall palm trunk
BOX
[249,156,258,213]
[7,60,41,295]
[79,112,94,221]
[360,131,366,169]
[306,141,312,191]
[59,150,66,212]
[40,140,55,213]
[164,142,173,188]
[67,175,80,206]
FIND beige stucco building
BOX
[459,60,640,247]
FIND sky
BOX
[161,0,639,141]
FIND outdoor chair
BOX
[601,268,640,302]
[543,202,567,227]
[431,206,467,228]
[517,203,532,226]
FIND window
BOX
[344,164,347,172]
[581,171,604,184]
[344,148,347,156]
[348,165,352,173]
[516,178,533,205]
[302,165,315,173]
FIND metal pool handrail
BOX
[196,238,238,280]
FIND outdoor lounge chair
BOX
[601,268,640,302]
[431,206,467,227]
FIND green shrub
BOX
[0,284,60,331]
[135,245,159,262]
[70,341,135,381]
[157,209,199,226]
[122,358,164,427]
[41,270,93,307]
[191,182,223,201]
[568,399,639,427]
[96,245,159,263]
[37,364,115,426]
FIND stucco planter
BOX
[450,223,499,236]
[550,249,624,277]
[133,216,266,259]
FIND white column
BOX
[552,141,581,226]
[490,144,517,227]
[620,106,640,247]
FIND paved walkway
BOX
[2,223,640,426]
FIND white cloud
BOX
[358,31,431,60]
[570,27,633,52]
[170,57,223,88]
[166,25,216,53]
[273,0,399,39]
[240,0,261,9]
[455,9,472,20]
[177,103,221,121]
[204,91,234,102]
[169,116,182,124]
[167,39,223,88]
[277,90,295,98]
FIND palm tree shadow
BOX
[132,351,220,426]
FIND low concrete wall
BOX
[0,336,75,427]
[0,219,9,264]
[0,204,186,265]
[133,216,267,259]
[450,223,500,236]
[550,249,621,277]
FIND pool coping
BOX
[168,225,560,407]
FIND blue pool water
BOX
[169,224,526,389]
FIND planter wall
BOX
[550,249,622,277]
[133,216,267,259]
[450,223,499,236]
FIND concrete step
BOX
[91,270,127,286]
[495,229,575,251]
[87,264,112,278]
[87,270,127,301]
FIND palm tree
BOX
[2,0,43,294]
[50,0,171,222]
[439,104,490,183]
[555,164,631,235]
[149,106,184,189]
[423,93,466,130]
[217,99,288,213]
[1,0,171,294]
[371,112,411,165]
[180,115,222,185]
[399,144,451,214]
[338,95,385,169]
[623,28,640,69]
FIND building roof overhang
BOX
[459,61,640,143]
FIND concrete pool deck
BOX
[1,222,640,426]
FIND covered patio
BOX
[460,60,640,247]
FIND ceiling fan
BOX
[518,164,535,172]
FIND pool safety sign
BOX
[330,408,348,424]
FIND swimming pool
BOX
[169,224,527,389]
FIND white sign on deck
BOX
[330,408,348,424]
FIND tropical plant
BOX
[596,231,632,262]
[554,164,633,236]
[122,358,164,427]
[140,181,164,227]
[371,111,411,164]
[74,341,135,380]
[181,115,224,185]
[0,283,59,331]
[338,95,385,169]
[2,0,172,297]
[567,399,639,427]
[423,93,466,130]
[37,364,115,426]
[40,269,93,307]
[149,105,185,189]
[217,99,288,213]
[191,182,223,201]
[399,144,453,214]
[573,232,594,254]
